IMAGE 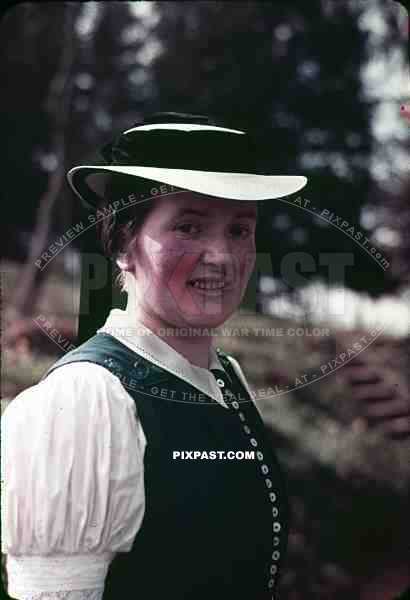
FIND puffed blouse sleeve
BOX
[1,361,147,600]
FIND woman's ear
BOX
[116,253,131,271]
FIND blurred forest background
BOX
[2,1,410,599]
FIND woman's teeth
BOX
[189,280,225,290]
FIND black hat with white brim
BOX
[67,112,307,210]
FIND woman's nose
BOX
[200,234,230,259]
[201,244,239,280]
[206,233,232,254]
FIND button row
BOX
[214,374,282,594]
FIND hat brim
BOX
[67,165,308,210]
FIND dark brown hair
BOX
[95,174,158,291]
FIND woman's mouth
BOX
[187,279,227,295]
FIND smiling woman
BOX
[96,176,259,297]
[1,112,308,600]
[104,190,259,369]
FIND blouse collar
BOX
[97,308,230,409]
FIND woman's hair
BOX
[95,174,158,292]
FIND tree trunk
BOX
[12,4,78,317]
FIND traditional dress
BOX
[2,309,290,600]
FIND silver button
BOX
[243,425,251,434]
[272,550,280,561]
[232,400,239,409]
[273,536,280,546]
[265,478,272,488]
[261,464,269,474]
[250,438,258,447]
[238,412,246,421]
[257,451,264,461]
[270,564,278,575]
[272,507,278,517]
[269,492,277,502]
[273,522,281,533]
[268,578,275,588]
[216,378,225,387]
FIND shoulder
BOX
[2,361,136,430]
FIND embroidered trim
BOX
[97,332,229,407]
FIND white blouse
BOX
[1,309,255,600]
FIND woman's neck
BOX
[142,312,212,370]
[123,292,213,370]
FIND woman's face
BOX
[122,191,258,330]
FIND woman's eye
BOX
[230,225,251,238]
[174,223,252,238]
[174,222,199,235]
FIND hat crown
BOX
[98,111,257,172]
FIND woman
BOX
[2,112,308,600]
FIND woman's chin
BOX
[181,309,234,329]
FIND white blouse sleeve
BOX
[1,362,147,600]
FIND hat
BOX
[67,111,307,210]
[69,112,308,344]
